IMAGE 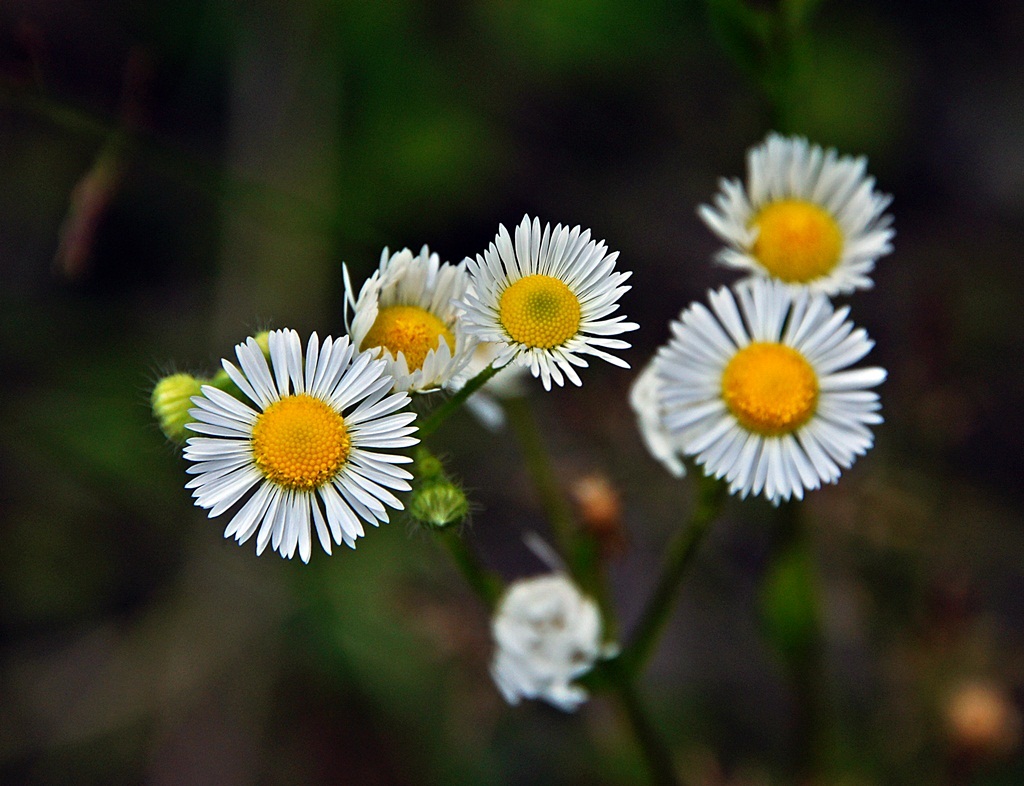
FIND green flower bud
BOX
[409,480,469,529]
[207,332,272,400]
[413,446,446,483]
[152,373,204,443]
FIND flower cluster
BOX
[154,134,893,720]
[632,134,891,504]
[156,216,638,563]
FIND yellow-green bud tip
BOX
[253,331,271,356]
[152,373,203,443]
[409,481,469,529]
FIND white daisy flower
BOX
[183,329,419,562]
[491,573,609,712]
[698,133,894,295]
[457,216,639,391]
[654,279,886,503]
[345,245,476,393]
[629,359,687,477]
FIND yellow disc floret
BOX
[722,342,819,436]
[252,394,350,490]
[361,305,456,372]
[498,274,581,349]
[751,199,843,283]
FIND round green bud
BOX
[409,481,469,529]
[413,447,446,483]
[152,373,204,443]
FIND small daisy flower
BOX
[629,359,687,477]
[698,133,894,295]
[654,279,886,503]
[458,216,638,391]
[345,246,476,393]
[491,573,609,712]
[183,329,419,562]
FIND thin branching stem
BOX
[619,474,726,676]
[608,660,684,786]
[437,528,503,610]
[417,363,500,438]
[503,395,612,622]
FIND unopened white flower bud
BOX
[490,573,609,712]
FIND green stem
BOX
[499,394,677,783]
[437,528,503,611]
[503,396,612,627]
[607,660,683,786]
[504,396,577,563]
[701,0,821,133]
[619,474,726,676]
[417,363,500,438]
[764,500,830,780]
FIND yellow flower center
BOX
[361,305,455,372]
[721,342,819,436]
[751,199,843,283]
[251,394,350,490]
[498,274,581,349]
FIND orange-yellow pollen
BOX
[751,199,843,283]
[361,305,455,372]
[722,342,819,436]
[251,394,350,490]
[498,274,581,349]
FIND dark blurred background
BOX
[2,1,1024,784]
